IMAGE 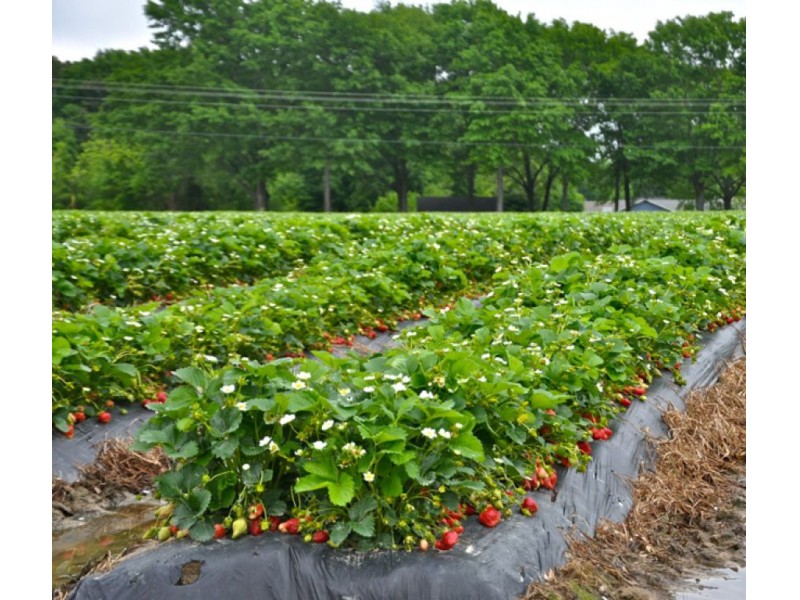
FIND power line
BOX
[63,121,746,151]
[52,79,745,108]
[52,92,746,118]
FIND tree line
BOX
[52,0,745,212]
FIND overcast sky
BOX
[52,0,746,62]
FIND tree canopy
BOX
[52,1,745,212]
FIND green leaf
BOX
[530,389,564,410]
[111,363,138,380]
[295,474,331,493]
[379,471,403,498]
[450,432,485,461]
[186,488,211,515]
[328,473,355,506]
[582,350,604,367]
[174,367,208,390]
[210,408,242,436]
[165,386,197,412]
[248,397,275,412]
[329,522,351,547]
[373,426,408,445]
[211,438,239,460]
[137,424,175,447]
[302,458,339,481]
[287,392,316,413]
[52,337,76,365]
[348,496,378,522]
[189,519,215,542]
[155,471,183,499]
[351,514,375,538]
[404,461,421,481]
[167,441,199,460]
[389,451,416,466]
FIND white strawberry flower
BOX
[438,428,452,439]
[280,414,296,425]
[221,384,236,394]
[363,471,375,483]
[296,371,312,380]
[312,440,327,451]
[321,419,334,431]
[421,428,437,439]
[419,390,435,400]
[291,380,306,390]
[392,382,407,393]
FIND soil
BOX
[524,357,746,600]
[52,440,170,598]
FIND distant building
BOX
[583,198,695,213]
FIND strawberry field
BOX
[52,211,745,556]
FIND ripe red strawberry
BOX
[523,476,539,491]
[248,519,263,536]
[376,321,389,332]
[169,525,179,536]
[213,524,227,539]
[64,425,75,439]
[577,441,592,455]
[248,503,265,521]
[269,516,281,532]
[464,504,477,516]
[105,400,115,408]
[156,391,168,403]
[435,530,459,550]
[312,530,329,544]
[97,411,112,424]
[619,397,632,408]
[478,506,501,528]
[521,497,538,516]
[630,387,646,397]
[279,518,300,534]
[682,350,692,359]
[541,472,558,490]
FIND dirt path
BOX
[524,357,746,600]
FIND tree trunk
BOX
[542,167,559,212]
[394,160,409,212]
[165,192,178,211]
[496,165,504,212]
[466,163,477,200]
[560,176,569,211]
[692,174,705,211]
[524,153,536,211]
[614,167,620,212]
[255,180,268,211]
[323,161,331,212]
[623,168,632,212]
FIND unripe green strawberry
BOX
[157,526,172,541]
[176,529,189,539]
[154,504,174,520]
[231,517,248,540]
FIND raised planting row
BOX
[53,211,386,311]
[131,214,745,553]
[52,212,745,433]
[52,211,657,431]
